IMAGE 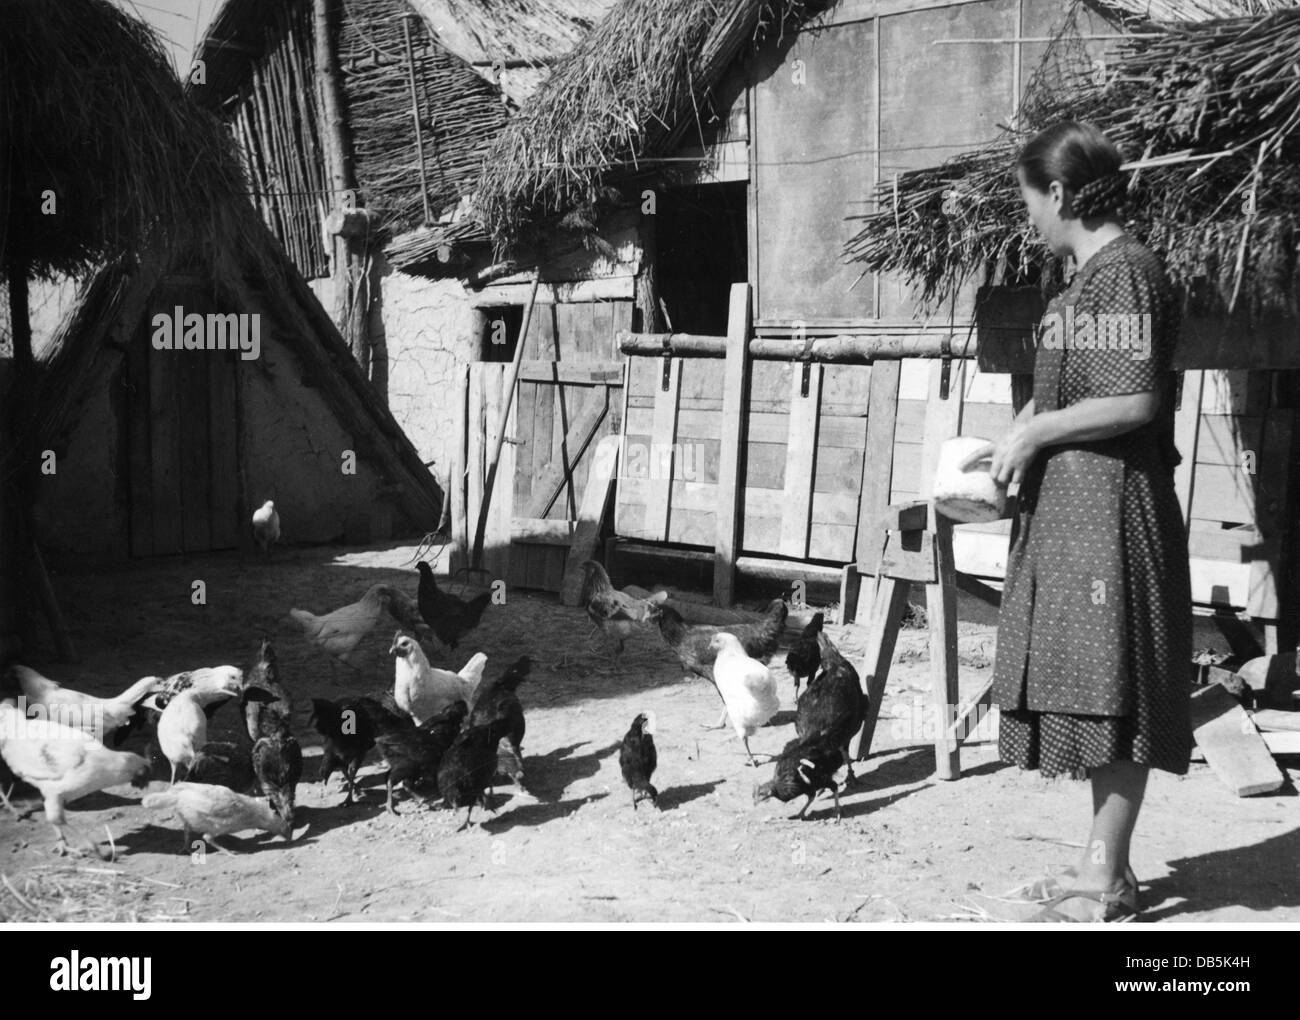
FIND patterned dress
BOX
[995,234,1193,777]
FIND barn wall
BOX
[32,362,129,561]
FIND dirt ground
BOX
[2,541,1298,924]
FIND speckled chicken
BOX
[243,638,291,741]
[753,734,844,821]
[579,560,666,660]
[795,630,867,782]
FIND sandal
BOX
[1027,884,1141,923]
[1008,865,1141,908]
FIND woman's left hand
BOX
[990,420,1041,487]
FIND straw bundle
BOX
[0,0,247,281]
[845,4,1300,318]
[477,0,819,252]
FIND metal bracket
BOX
[661,335,673,392]
[796,334,816,398]
[939,333,953,400]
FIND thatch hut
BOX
[0,0,443,661]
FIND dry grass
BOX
[0,865,191,923]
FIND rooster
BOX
[785,612,824,700]
[753,734,843,821]
[0,700,151,858]
[288,584,393,668]
[389,632,486,724]
[796,631,867,783]
[709,633,780,764]
[7,665,160,745]
[578,561,666,662]
[415,561,492,649]
[648,598,788,728]
[251,500,280,555]
[143,782,291,852]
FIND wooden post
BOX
[920,358,966,780]
[449,363,470,573]
[842,360,899,624]
[401,13,433,225]
[1173,369,1204,525]
[849,574,911,760]
[714,282,751,607]
[647,356,681,541]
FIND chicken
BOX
[467,656,530,785]
[578,561,666,660]
[252,734,303,833]
[359,697,465,815]
[648,598,788,728]
[243,639,291,742]
[619,712,658,810]
[753,734,844,821]
[374,584,434,639]
[287,584,393,668]
[252,499,280,555]
[142,781,291,853]
[785,611,824,700]
[309,696,378,806]
[141,665,245,722]
[437,716,514,830]
[157,680,240,785]
[708,633,780,764]
[0,700,151,858]
[7,664,160,745]
[187,741,256,793]
[796,631,867,782]
[390,632,486,725]
[415,561,492,649]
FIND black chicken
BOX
[415,561,492,649]
[795,630,867,782]
[187,740,256,793]
[438,717,514,830]
[785,611,824,699]
[253,733,303,834]
[753,734,843,820]
[467,656,530,779]
[309,696,379,806]
[360,697,462,815]
[244,638,291,741]
[619,712,658,810]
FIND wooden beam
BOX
[517,360,624,385]
[779,363,821,559]
[1191,682,1285,796]
[855,360,900,571]
[646,357,682,541]
[714,283,752,608]
[849,575,911,761]
[523,388,609,519]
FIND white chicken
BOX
[156,673,242,784]
[0,700,150,858]
[389,632,486,725]
[252,500,280,555]
[709,633,781,765]
[141,665,245,713]
[143,781,291,853]
[287,584,393,668]
[9,665,160,742]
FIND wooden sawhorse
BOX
[840,500,996,780]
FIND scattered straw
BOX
[0,865,191,923]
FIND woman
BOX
[979,121,1192,922]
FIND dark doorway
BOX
[655,182,748,336]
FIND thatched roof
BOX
[0,0,245,281]
[409,0,619,104]
[845,2,1300,320]
[476,0,822,253]
[1099,0,1291,19]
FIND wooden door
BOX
[466,299,630,591]
[127,280,240,557]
